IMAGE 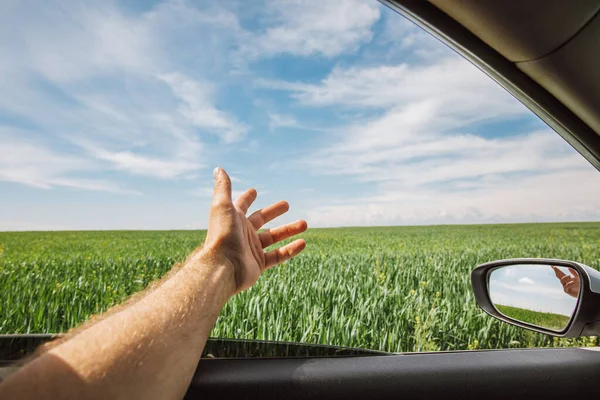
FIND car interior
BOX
[2,1,600,398]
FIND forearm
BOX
[0,249,235,400]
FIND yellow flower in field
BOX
[410,289,415,295]
[421,281,428,288]
[467,339,480,350]
[436,291,441,297]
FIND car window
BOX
[1,0,600,353]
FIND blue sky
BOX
[1,0,600,230]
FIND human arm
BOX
[0,167,308,400]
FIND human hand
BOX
[551,266,581,298]
[200,167,307,295]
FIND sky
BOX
[489,265,578,319]
[1,0,600,231]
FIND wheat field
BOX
[1,223,599,352]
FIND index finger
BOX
[552,266,566,279]
[234,188,257,215]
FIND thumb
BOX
[212,167,232,205]
[205,168,233,247]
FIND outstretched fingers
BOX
[264,239,306,270]
[248,200,290,230]
[234,188,258,215]
[259,220,308,248]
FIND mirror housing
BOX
[472,258,600,337]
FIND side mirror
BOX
[472,258,600,337]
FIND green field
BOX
[1,222,599,352]
[495,305,571,331]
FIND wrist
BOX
[183,245,237,300]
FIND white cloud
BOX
[0,134,136,194]
[492,280,563,298]
[239,0,380,59]
[262,48,600,227]
[0,0,379,196]
[285,59,569,186]
[92,148,202,180]
[264,110,330,133]
[518,277,535,285]
[504,269,516,277]
[261,57,525,119]
[380,9,452,61]
[305,167,600,227]
[269,113,299,131]
[158,73,249,143]
[261,58,533,178]
[0,1,253,192]
[0,1,153,83]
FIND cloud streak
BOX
[0,134,137,194]
[239,0,380,59]
[158,73,249,143]
[263,48,600,226]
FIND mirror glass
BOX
[488,264,580,331]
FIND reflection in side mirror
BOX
[472,258,600,337]
[488,264,580,331]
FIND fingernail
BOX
[213,167,220,180]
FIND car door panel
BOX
[186,348,600,399]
